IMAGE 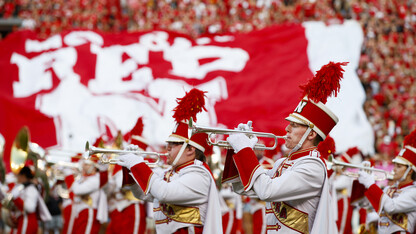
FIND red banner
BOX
[0,25,318,170]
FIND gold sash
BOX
[160,203,202,225]
[380,212,408,231]
[272,201,309,234]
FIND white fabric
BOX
[303,20,374,155]
[377,184,416,233]
[358,171,375,189]
[117,153,145,170]
[227,133,258,153]
[71,173,108,224]
[231,150,337,234]
[13,184,52,222]
[130,159,223,233]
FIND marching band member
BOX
[65,155,108,234]
[10,166,51,234]
[220,184,243,234]
[62,155,83,234]
[222,62,348,233]
[117,88,223,233]
[106,119,150,234]
[358,129,416,234]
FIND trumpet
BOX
[188,118,286,151]
[85,142,168,167]
[327,155,392,181]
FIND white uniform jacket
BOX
[222,147,337,234]
[125,159,223,234]
[364,182,416,233]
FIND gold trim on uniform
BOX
[155,219,169,224]
[380,212,409,231]
[266,224,282,231]
[80,195,93,207]
[272,201,309,234]
[124,190,140,201]
[160,203,202,225]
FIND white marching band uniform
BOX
[125,159,222,234]
[10,183,52,234]
[65,170,108,234]
[224,147,337,234]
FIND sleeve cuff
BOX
[13,197,24,211]
[364,184,384,213]
[99,171,108,188]
[64,174,75,189]
[121,167,135,187]
[222,149,240,183]
[130,163,154,194]
[232,148,261,191]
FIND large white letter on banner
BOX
[11,47,78,98]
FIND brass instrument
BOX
[327,155,392,181]
[188,117,286,150]
[85,141,167,167]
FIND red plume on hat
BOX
[300,62,348,104]
[167,88,210,153]
[173,88,207,123]
[124,117,149,150]
[286,61,348,140]
[403,129,416,147]
[317,135,336,160]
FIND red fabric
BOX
[99,171,108,188]
[73,209,100,234]
[222,211,232,233]
[252,209,265,234]
[174,226,203,234]
[106,203,146,234]
[364,184,384,213]
[122,166,135,186]
[130,163,154,193]
[336,197,353,234]
[232,148,261,190]
[222,149,239,183]
[0,26,312,173]
[11,213,38,234]
[359,208,366,225]
[62,204,72,234]
[292,99,337,136]
[13,197,25,211]
[231,211,243,234]
[64,174,75,189]
[401,148,416,167]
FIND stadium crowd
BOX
[1,0,415,160]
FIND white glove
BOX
[116,153,144,170]
[358,170,375,189]
[125,144,139,151]
[237,121,253,131]
[227,133,258,153]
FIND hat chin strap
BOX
[172,142,188,167]
[289,128,312,155]
[394,166,412,188]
